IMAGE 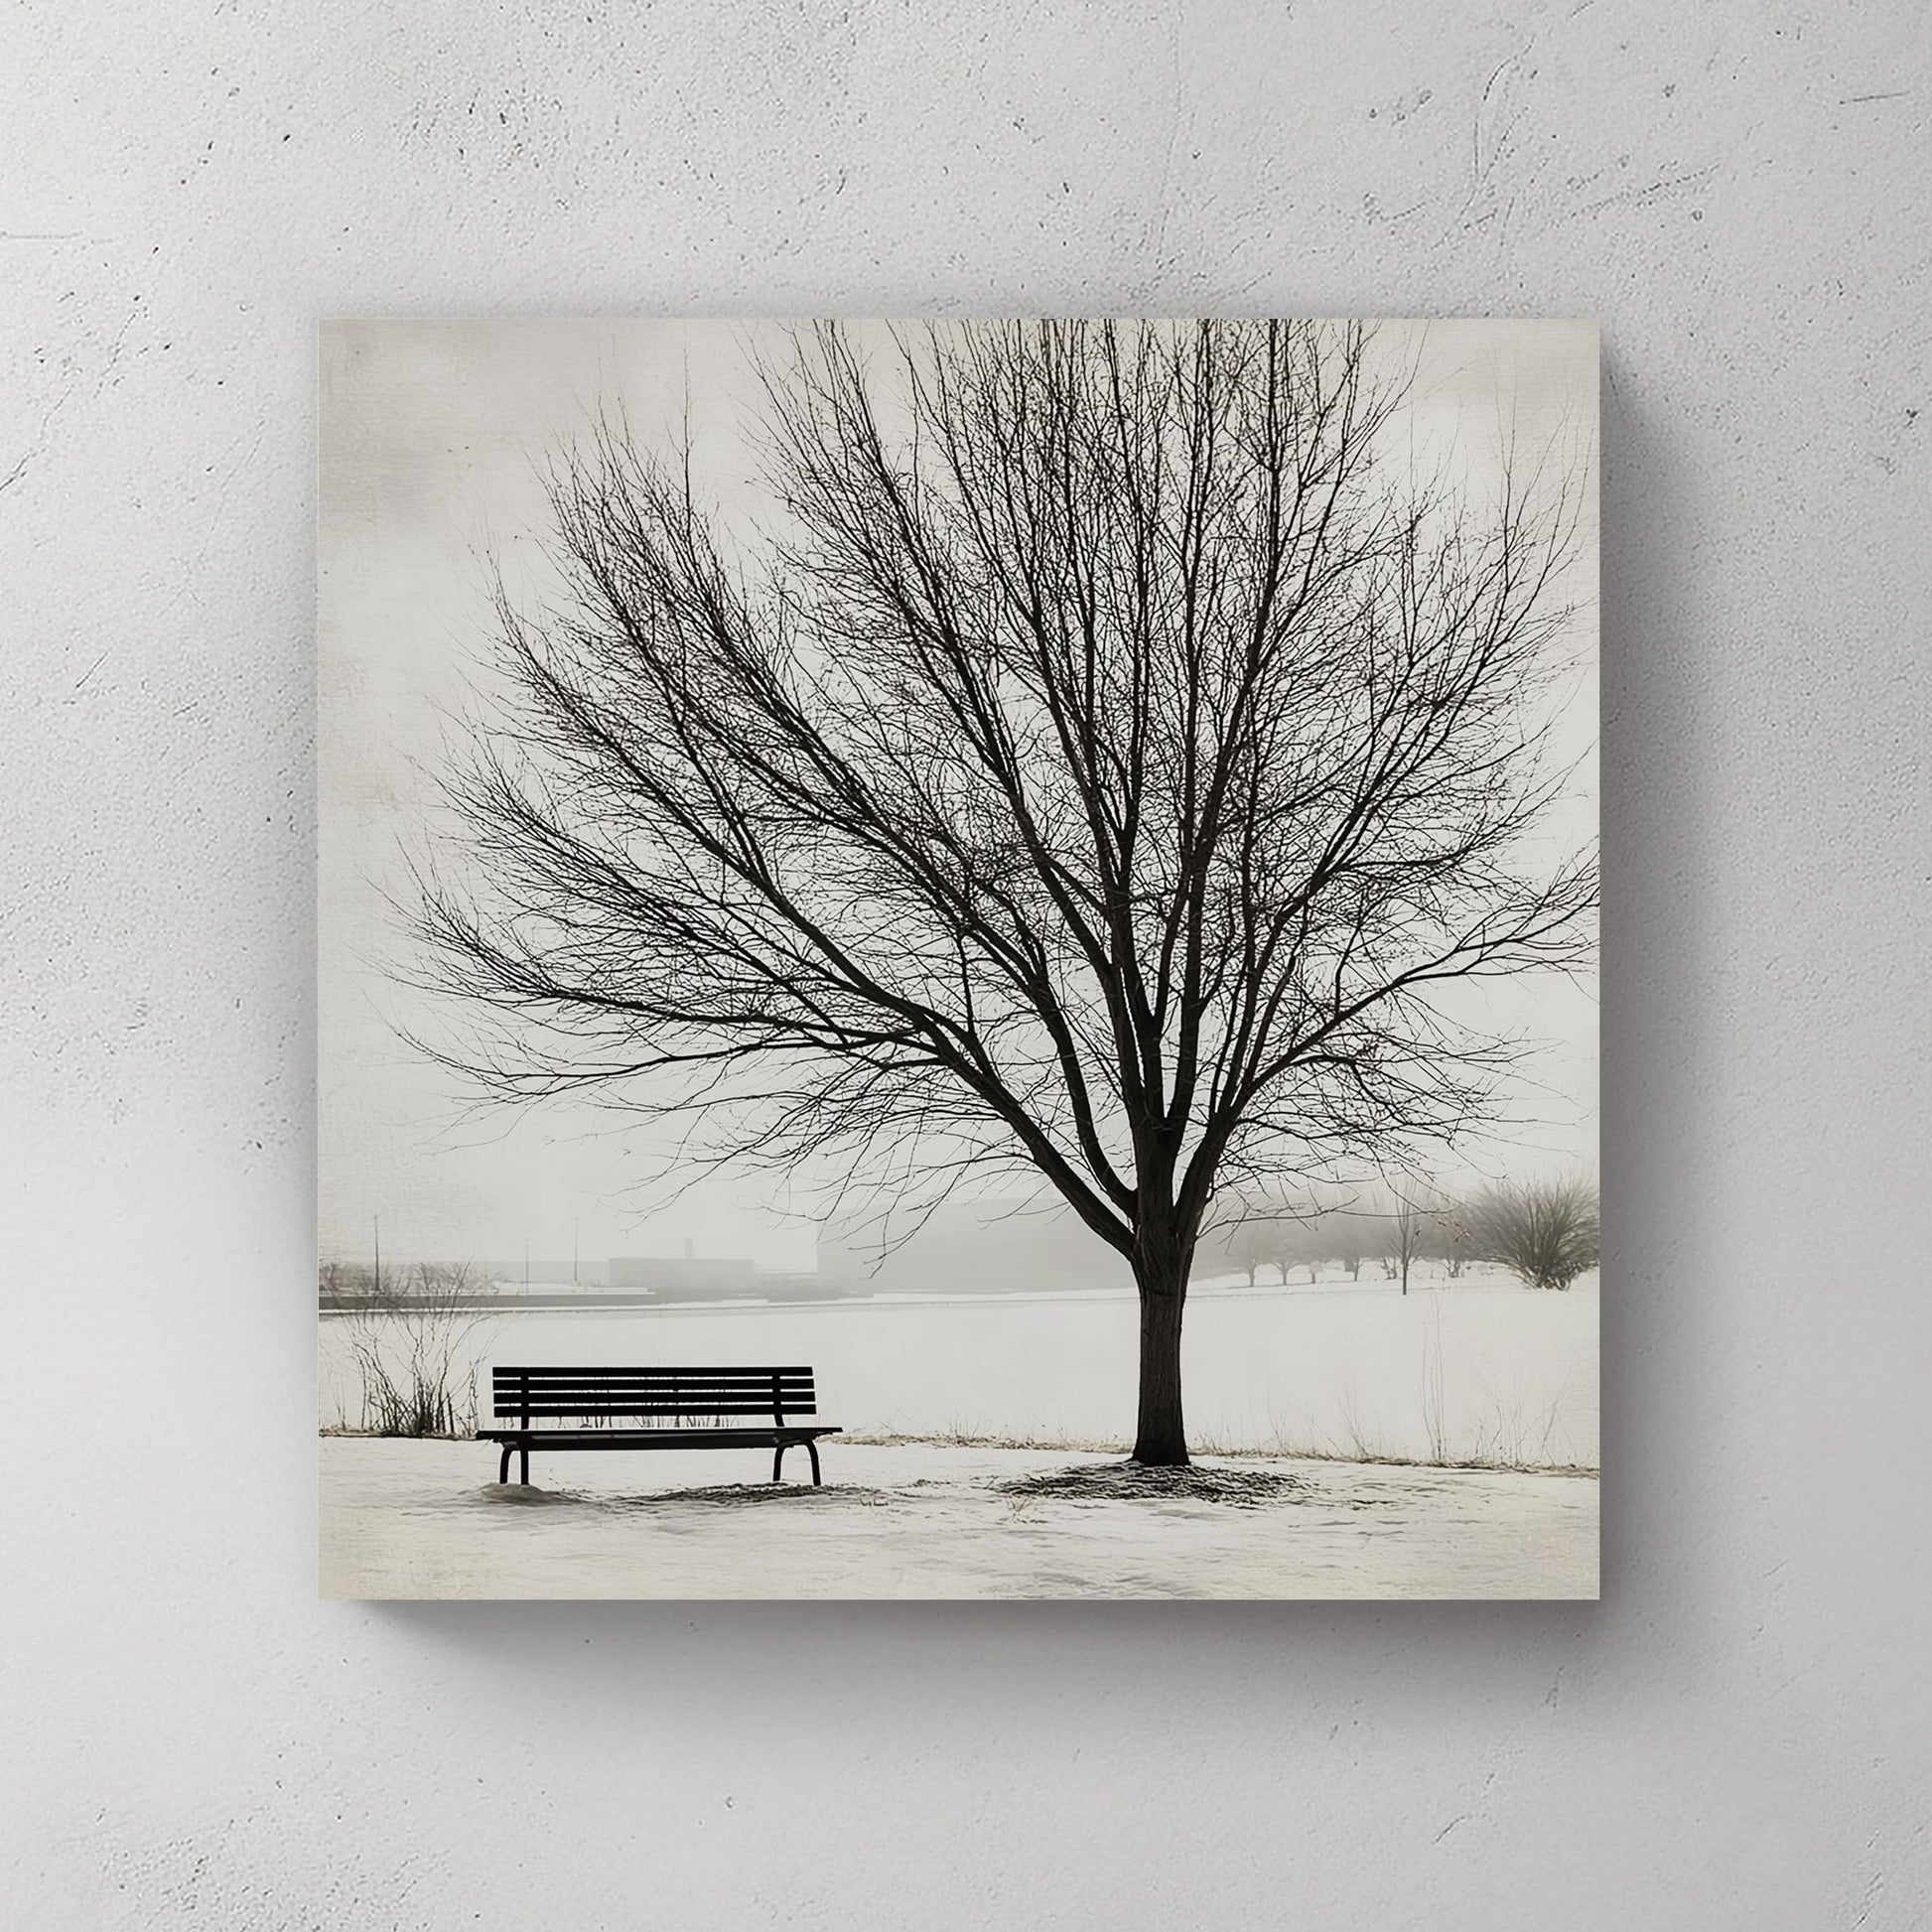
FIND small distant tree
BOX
[1420,1199,1473,1279]
[1269,1213,1318,1285]
[1226,1219,1275,1288]
[1320,1210,1372,1282]
[319,1259,384,1302]
[1388,1191,1425,1297]
[1462,1175,1598,1291]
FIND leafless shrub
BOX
[1460,1175,1599,1291]
[339,1262,495,1437]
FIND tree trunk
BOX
[1132,1272,1189,1465]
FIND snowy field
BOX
[320,1278,1596,1598]
[320,1438,1597,1600]
[320,1271,1598,1467]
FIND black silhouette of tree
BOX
[416,320,1595,1463]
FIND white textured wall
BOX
[4,4,1927,1924]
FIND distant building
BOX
[818,1199,1132,1297]
[477,1260,585,1291]
[607,1255,759,1299]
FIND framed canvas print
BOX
[319,318,1598,1600]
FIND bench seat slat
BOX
[493,1391,814,1402]
[491,1383,816,1396]
[489,1397,816,1407]
[479,1427,841,1449]
[492,1366,815,1380]
[494,1391,819,1406]
[494,1367,819,1383]
[491,1404,818,1419]
[491,1399,815,1412]
[490,1378,816,1389]
[490,1367,815,1383]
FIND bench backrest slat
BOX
[490,1366,816,1423]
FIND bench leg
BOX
[771,1442,787,1483]
[807,1439,822,1486]
[498,1444,512,1485]
[519,1447,530,1486]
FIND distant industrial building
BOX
[818,1199,1133,1297]
[607,1254,759,1299]
[597,1206,1144,1304]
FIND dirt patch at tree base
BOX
[994,1460,1308,1506]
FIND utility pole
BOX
[372,1214,381,1294]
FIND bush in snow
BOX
[341,1262,493,1436]
[1460,1175,1599,1291]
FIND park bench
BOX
[480,1365,840,1487]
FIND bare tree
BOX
[1388,1190,1426,1298]
[1319,1209,1374,1283]
[415,320,1594,1464]
[1225,1217,1276,1289]
[1461,1174,1599,1291]
[1267,1204,1320,1286]
[1422,1199,1474,1279]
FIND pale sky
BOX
[319,318,1597,1270]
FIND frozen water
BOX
[321,1269,1598,1467]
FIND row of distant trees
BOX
[318,1259,484,1303]
[1211,1175,1599,1294]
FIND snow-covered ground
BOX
[319,1437,1597,1600]
[320,1270,1598,1467]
